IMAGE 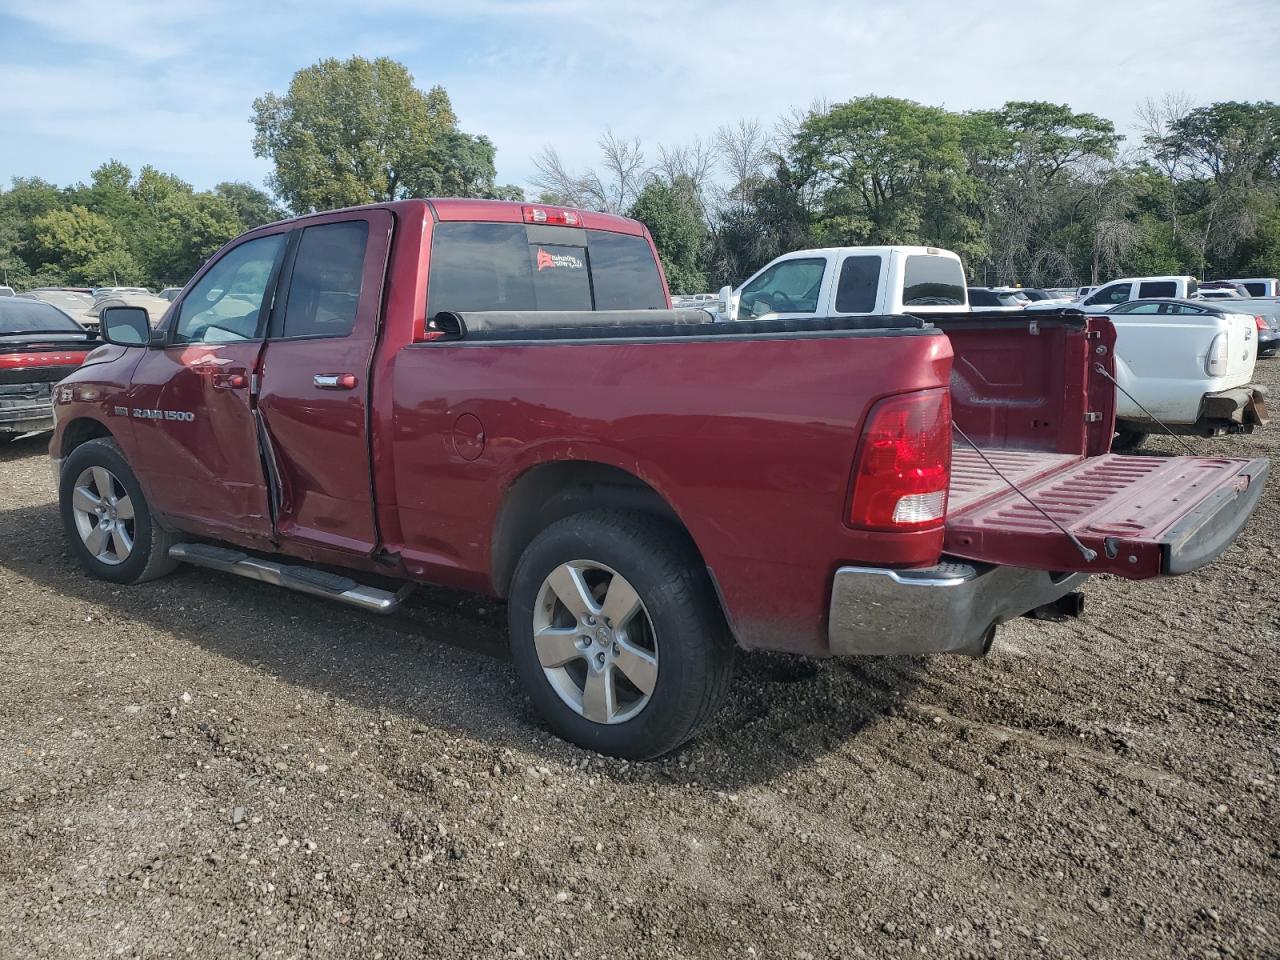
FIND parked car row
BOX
[15,285,176,334]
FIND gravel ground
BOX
[0,362,1277,960]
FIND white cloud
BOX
[1,0,1276,194]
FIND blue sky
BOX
[1,0,1277,198]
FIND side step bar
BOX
[169,543,405,614]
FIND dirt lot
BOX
[0,365,1277,960]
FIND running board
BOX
[169,543,404,614]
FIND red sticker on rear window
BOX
[536,247,585,271]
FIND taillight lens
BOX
[848,389,952,531]
[522,205,581,226]
[1206,332,1227,376]
[1254,314,1267,332]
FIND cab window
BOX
[738,258,825,317]
[1137,280,1175,298]
[1085,283,1131,306]
[280,221,369,339]
[174,234,286,344]
[834,255,881,313]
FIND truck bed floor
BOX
[948,446,1081,513]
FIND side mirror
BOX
[99,305,150,346]
[717,284,737,321]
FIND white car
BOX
[717,246,968,321]
[1093,298,1267,448]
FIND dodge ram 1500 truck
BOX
[49,199,1270,759]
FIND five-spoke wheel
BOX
[69,465,136,565]
[533,560,659,725]
[508,510,734,759]
[59,437,177,584]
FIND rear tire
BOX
[60,437,179,584]
[507,510,734,759]
[1111,428,1149,453]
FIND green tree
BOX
[789,97,983,260]
[30,205,141,284]
[629,177,708,294]
[214,181,286,229]
[252,56,508,213]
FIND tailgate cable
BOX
[951,423,1098,563]
[1092,363,1198,455]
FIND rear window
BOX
[902,255,966,306]
[1241,281,1266,296]
[426,223,665,316]
[834,255,881,313]
[0,298,82,334]
[1138,280,1175,298]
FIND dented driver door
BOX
[126,231,290,543]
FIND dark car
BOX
[967,287,1028,310]
[0,298,96,440]
[1109,296,1279,358]
[1233,298,1280,357]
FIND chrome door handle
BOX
[313,373,358,390]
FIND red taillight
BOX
[1254,314,1267,331]
[0,351,89,369]
[848,389,952,531]
[522,205,581,226]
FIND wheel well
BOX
[60,418,114,459]
[491,461,697,597]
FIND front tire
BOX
[507,510,734,759]
[60,437,178,584]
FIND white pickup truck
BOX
[1085,298,1268,448]
[716,246,969,320]
[719,248,1268,450]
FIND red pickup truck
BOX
[50,199,1268,758]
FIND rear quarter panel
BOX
[1110,311,1255,422]
[384,329,953,654]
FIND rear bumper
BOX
[1199,383,1268,433]
[828,561,1088,657]
[1258,332,1279,357]
[1116,384,1269,436]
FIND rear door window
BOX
[1241,281,1265,296]
[902,255,966,306]
[426,222,666,316]
[279,220,369,339]
[834,255,882,313]
[1138,280,1175,298]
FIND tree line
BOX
[538,96,1280,293]
[2,54,1276,295]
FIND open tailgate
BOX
[944,451,1269,579]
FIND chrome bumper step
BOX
[169,543,405,614]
